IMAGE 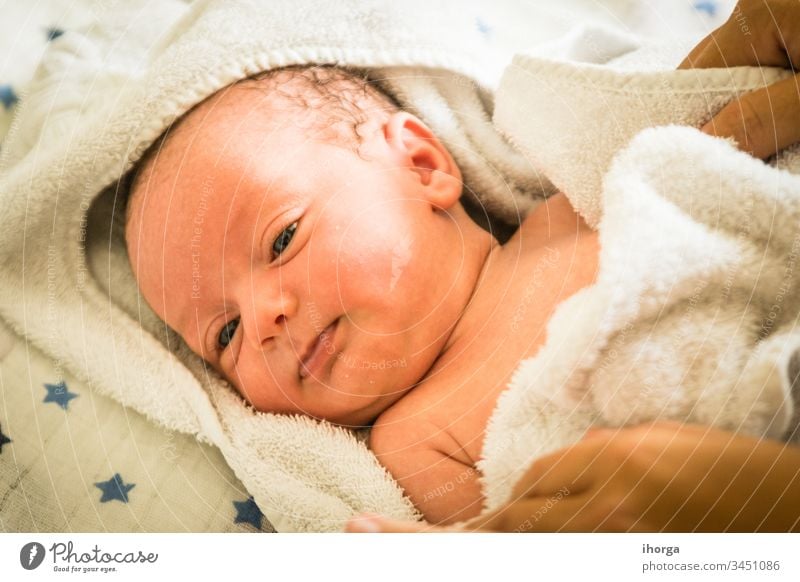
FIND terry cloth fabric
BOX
[479,42,800,512]
[0,0,638,532]
[2,0,795,530]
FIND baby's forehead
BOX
[141,65,395,185]
[150,85,331,182]
[130,67,395,236]
[139,87,282,194]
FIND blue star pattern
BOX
[43,381,78,410]
[0,84,19,109]
[45,27,64,41]
[693,1,718,17]
[475,16,491,38]
[0,423,11,453]
[94,473,135,503]
[233,496,264,530]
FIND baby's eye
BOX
[217,317,240,350]
[272,222,297,259]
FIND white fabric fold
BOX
[482,51,800,511]
[3,0,797,531]
[0,0,572,532]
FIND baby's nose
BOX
[242,285,299,351]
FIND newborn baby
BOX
[125,66,599,524]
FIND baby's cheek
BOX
[334,234,413,304]
[231,356,288,413]
[224,361,253,401]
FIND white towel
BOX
[4,0,795,531]
[480,46,800,511]
[0,0,637,532]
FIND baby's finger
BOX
[702,73,800,159]
[344,513,451,533]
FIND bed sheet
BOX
[0,0,734,533]
[0,331,273,532]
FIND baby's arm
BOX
[369,420,484,525]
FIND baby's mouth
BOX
[299,319,339,380]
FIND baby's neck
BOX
[368,192,599,465]
[436,192,593,365]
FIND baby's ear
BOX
[383,112,462,210]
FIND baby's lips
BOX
[299,319,338,379]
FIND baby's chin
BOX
[227,363,416,428]
[318,386,414,429]
[320,401,392,429]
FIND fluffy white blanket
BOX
[483,48,800,510]
[1,0,797,531]
[0,0,597,532]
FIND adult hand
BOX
[346,421,800,532]
[678,0,800,159]
[345,513,455,533]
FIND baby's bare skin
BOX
[126,79,494,427]
[126,71,598,526]
[369,192,599,524]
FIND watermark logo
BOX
[15,540,158,574]
[19,542,46,570]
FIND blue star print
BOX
[45,27,64,41]
[475,16,491,38]
[0,85,19,109]
[43,381,78,410]
[233,496,264,530]
[693,1,718,16]
[94,473,135,503]
[0,423,11,453]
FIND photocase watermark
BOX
[159,429,178,462]
[19,542,46,570]
[421,466,478,503]
[339,353,408,370]
[189,174,215,299]
[513,486,570,532]
[306,301,408,371]
[510,246,560,332]
[758,232,800,339]
[731,2,752,36]
[594,318,636,381]
[307,301,335,352]
[76,194,92,292]
[45,239,67,383]
[19,540,158,574]
[721,194,755,301]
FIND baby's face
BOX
[127,84,478,426]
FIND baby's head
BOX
[125,66,494,427]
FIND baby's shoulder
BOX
[368,401,440,454]
[368,393,482,523]
[368,392,464,461]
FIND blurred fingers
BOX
[678,27,726,69]
[678,2,795,70]
[466,492,638,532]
[702,73,800,158]
[344,513,452,533]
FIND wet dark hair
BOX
[122,65,399,231]
[241,65,400,147]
